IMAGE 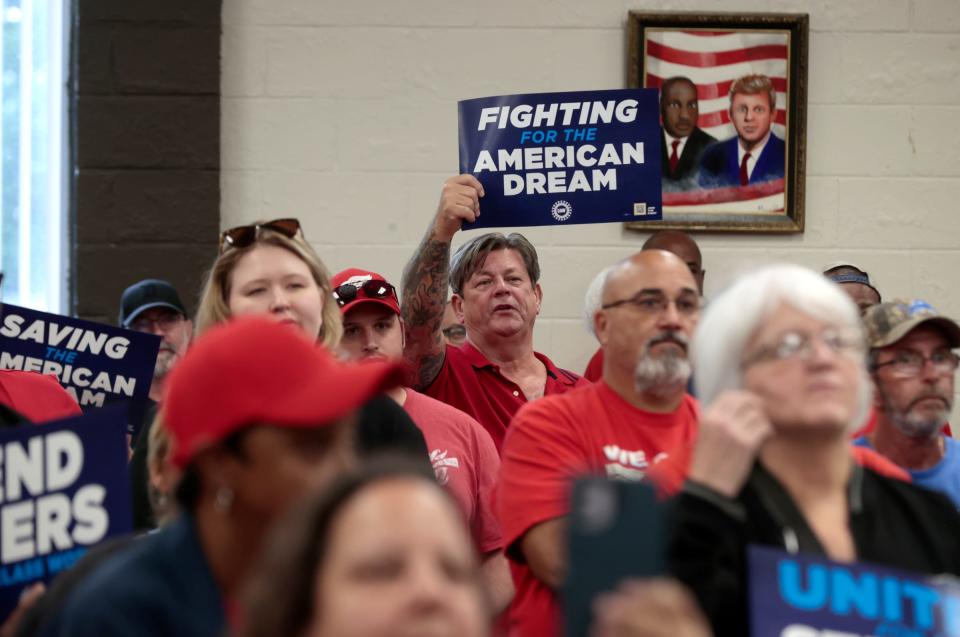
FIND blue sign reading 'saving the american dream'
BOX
[0,304,160,435]
[0,406,131,618]
[749,545,960,637]
[458,89,663,229]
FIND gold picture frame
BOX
[626,11,809,233]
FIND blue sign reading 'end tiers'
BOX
[749,545,960,637]
[0,406,131,619]
[458,89,663,229]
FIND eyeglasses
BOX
[872,350,960,377]
[442,324,466,341]
[601,290,700,317]
[333,279,397,307]
[218,218,302,254]
[130,313,185,333]
[741,327,865,369]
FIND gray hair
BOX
[583,265,613,338]
[692,263,871,427]
[449,232,540,296]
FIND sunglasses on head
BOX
[219,218,302,255]
[333,279,397,307]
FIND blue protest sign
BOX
[749,545,960,637]
[0,405,131,619]
[458,89,663,229]
[0,304,160,436]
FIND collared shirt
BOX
[423,342,587,451]
[663,130,689,160]
[737,130,770,181]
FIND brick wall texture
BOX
[220,0,960,414]
[74,0,221,324]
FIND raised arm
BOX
[401,175,484,389]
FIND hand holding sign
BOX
[433,175,484,242]
[688,390,773,498]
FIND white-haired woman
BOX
[669,264,960,637]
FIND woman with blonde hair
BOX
[196,218,342,348]
[195,218,428,460]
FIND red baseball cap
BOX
[331,268,401,316]
[162,316,402,468]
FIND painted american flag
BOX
[645,29,790,212]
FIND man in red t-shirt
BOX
[332,267,514,614]
[499,250,702,637]
[400,175,589,450]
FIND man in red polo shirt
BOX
[499,250,701,637]
[400,174,588,450]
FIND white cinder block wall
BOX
[221,0,960,418]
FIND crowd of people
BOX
[1,168,959,637]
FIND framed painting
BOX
[626,12,809,233]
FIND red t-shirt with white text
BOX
[499,380,699,637]
[404,388,503,554]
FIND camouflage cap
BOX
[862,299,960,349]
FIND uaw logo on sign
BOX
[551,200,573,222]
[458,88,663,229]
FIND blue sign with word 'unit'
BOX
[749,545,960,637]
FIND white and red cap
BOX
[331,268,401,316]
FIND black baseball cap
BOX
[119,279,187,327]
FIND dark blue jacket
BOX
[51,514,224,637]
[698,132,785,189]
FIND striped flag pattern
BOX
[646,29,789,140]
[645,29,790,211]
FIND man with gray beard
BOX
[498,250,700,637]
[855,300,960,507]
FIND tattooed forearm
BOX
[401,229,451,389]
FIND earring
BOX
[214,487,234,514]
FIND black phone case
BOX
[563,477,666,637]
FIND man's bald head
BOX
[602,250,698,307]
[641,230,704,294]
